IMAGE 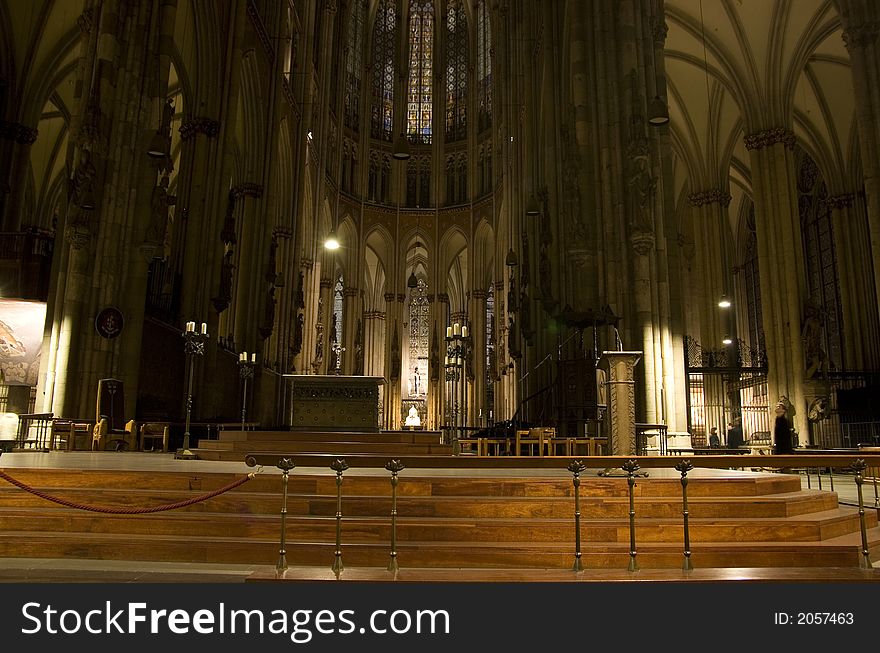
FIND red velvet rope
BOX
[0,470,256,514]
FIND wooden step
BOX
[196,440,453,454]
[215,430,443,445]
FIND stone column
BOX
[0,122,38,231]
[469,290,488,428]
[232,183,265,354]
[827,193,880,369]
[630,231,658,423]
[744,127,808,438]
[342,286,360,375]
[836,1,880,322]
[601,351,642,456]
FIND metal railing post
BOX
[385,459,405,573]
[675,459,695,571]
[568,460,587,571]
[622,459,640,572]
[330,458,349,575]
[276,457,295,574]
[850,459,873,569]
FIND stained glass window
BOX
[344,0,366,130]
[371,0,396,141]
[445,0,467,141]
[477,0,492,131]
[407,0,433,144]
[407,278,429,397]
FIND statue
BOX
[68,149,96,209]
[627,152,655,234]
[353,319,364,375]
[430,323,440,381]
[148,174,175,244]
[292,312,304,357]
[161,98,175,138]
[404,405,421,427]
[802,300,828,378]
[260,286,276,339]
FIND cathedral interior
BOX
[1,0,879,453]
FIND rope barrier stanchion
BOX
[0,469,256,514]
[385,459,405,574]
[275,457,296,574]
[850,459,873,569]
[567,460,587,572]
[330,458,349,575]
[675,459,695,571]
[622,459,640,572]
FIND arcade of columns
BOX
[0,1,878,440]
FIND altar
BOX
[283,375,383,432]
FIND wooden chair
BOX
[140,422,170,452]
[92,379,137,451]
[516,427,553,456]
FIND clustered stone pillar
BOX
[837,0,880,325]
[744,127,808,439]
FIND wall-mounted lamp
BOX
[648,95,669,126]
[718,295,731,309]
[525,195,540,216]
[505,248,519,267]
[80,188,96,211]
[324,228,340,250]
[146,130,169,158]
[722,335,733,345]
[393,133,411,160]
[407,270,418,289]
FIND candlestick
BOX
[446,326,452,338]
[462,325,468,338]
[201,322,208,335]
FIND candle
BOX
[201,322,208,335]
[186,321,194,332]
[446,326,452,338]
[456,357,462,366]
[251,353,257,363]
[461,325,468,338]
[454,323,461,336]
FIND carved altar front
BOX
[284,375,383,432]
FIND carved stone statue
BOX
[260,286,277,339]
[802,300,827,378]
[353,318,364,375]
[292,312,304,357]
[69,149,96,209]
[148,174,174,244]
[212,248,235,313]
[628,152,655,234]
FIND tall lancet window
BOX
[445,0,467,142]
[476,0,492,131]
[332,276,344,371]
[407,278,429,397]
[797,152,844,370]
[371,0,397,141]
[344,0,366,130]
[407,0,434,144]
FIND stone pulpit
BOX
[284,375,383,432]
[600,351,642,456]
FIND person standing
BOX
[773,400,795,455]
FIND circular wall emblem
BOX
[95,307,124,339]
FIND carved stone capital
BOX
[651,16,669,46]
[383,292,396,302]
[321,278,334,289]
[300,257,314,270]
[630,230,655,256]
[179,116,221,140]
[397,293,406,303]
[343,286,359,297]
[0,121,38,144]
[471,289,488,299]
[437,293,449,304]
[230,182,263,198]
[65,223,91,250]
[743,127,796,151]
[842,21,880,50]
[687,188,732,207]
[825,193,855,209]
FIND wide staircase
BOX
[0,462,878,570]
[193,430,453,461]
